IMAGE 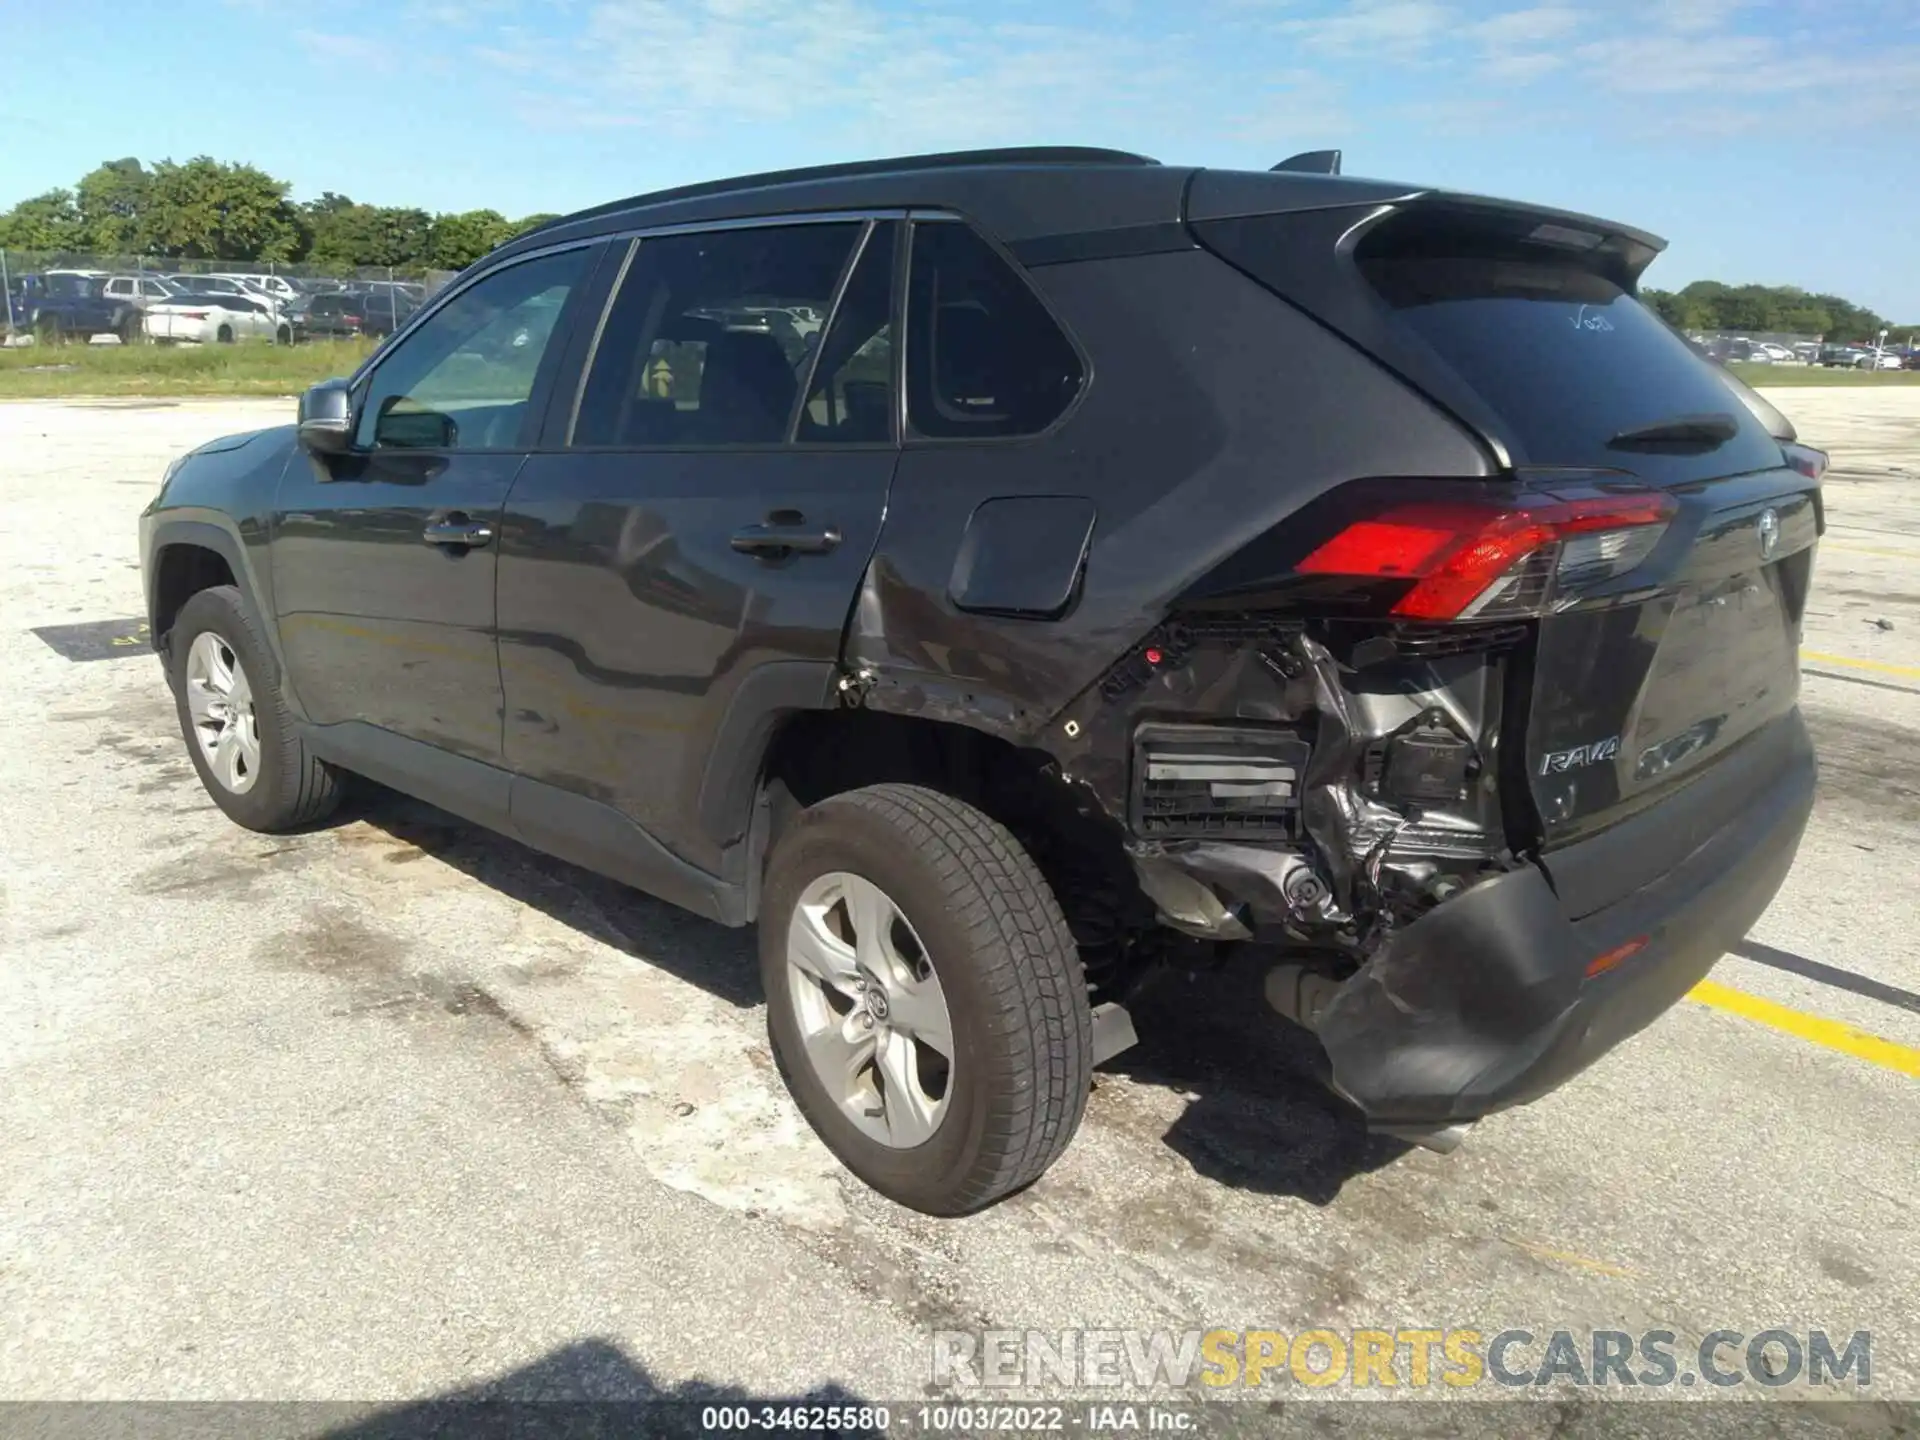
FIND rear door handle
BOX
[730,523,842,557]
[422,514,494,549]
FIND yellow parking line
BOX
[1801,650,1920,679]
[1688,980,1920,1078]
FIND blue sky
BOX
[5,0,1919,315]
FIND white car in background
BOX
[162,275,283,315]
[143,291,290,345]
[210,272,300,307]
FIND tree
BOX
[426,208,511,269]
[75,158,150,252]
[511,213,561,238]
[0,189,82,251]
[140,157,302,260]
[305,204,433,268]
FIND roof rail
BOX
[1271,149,1342,176]
[518,147,1161,243]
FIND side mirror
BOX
[297,379,355,454]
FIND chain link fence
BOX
[1,248,458,346]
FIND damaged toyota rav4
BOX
[141,147,1823,1215]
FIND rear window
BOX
[1355,245,1782,478]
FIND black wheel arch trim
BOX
[696,660,840,855]
[144,518,301,711]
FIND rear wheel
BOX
[760,784,1092,1215]
[275,323,293,346]
[216,324,235,344]
[169,585,340,832]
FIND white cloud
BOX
[294,29,397,70]
[446,0,1920,155]
[1470,4,1584,47]
[1278,0,1454,58]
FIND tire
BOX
[116,311,141,345]
[760,784,1092,1215]
[168,585,341,833]
[275,324,293,346]
[216,324,234,344]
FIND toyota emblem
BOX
[1757,508,1780,561]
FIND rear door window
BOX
[904,221,1083,440]
[571,223,861,449]
[799,222,897,445]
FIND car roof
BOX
[491,145,1661,272]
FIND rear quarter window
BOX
[905,221,1084,440]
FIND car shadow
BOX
[317,1337,883,1438]
[347,782,762,1009]
[1099,962,1410,1206]
[345,784,1405,1202]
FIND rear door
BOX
[497,218,898,877]
[1195,196,1820,866]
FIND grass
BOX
[5,337,1915,401]
[0,337,376,398]
[1730,361,1920,387]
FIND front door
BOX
[498,220,901,876]
[271,243,603,765]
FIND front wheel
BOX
[760,784,1092,1215]
[169,585,341,832]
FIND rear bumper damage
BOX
[1140,711,1816,1131]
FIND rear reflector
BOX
[1783,443,1827,480]
[1585,936,1648,978]
[1298,493,1677,621]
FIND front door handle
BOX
[730,523,842,557]
[422,514,494,549]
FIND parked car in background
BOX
[10,273,143,342]
[144,291,290,345]
[209,272,300,306]
[286,289,409,341]
[1820,344,1867,367]
[1862,348,1904,370]
[101,274,183,309]
[164,275,270,308]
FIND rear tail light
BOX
[181,310,208,320]
[1783,443,1827,480]
[1297,493,1677,621]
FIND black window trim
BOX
[559,209,906,455]
[348,236,608,456]
[900,209,1093,449]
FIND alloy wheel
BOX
[785,871,955,1149]
[184,631,262,794]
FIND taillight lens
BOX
[1783,442,1827,480]
[1298,494,1676,621]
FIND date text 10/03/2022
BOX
[697,1406,1198,1432]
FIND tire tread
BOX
[825,783,1091,1210]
